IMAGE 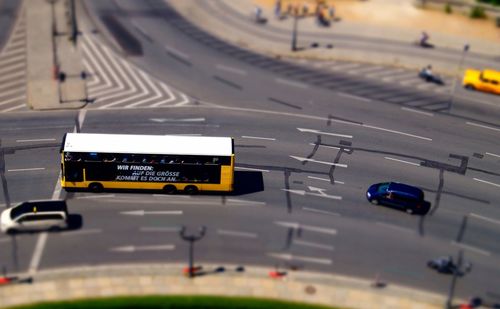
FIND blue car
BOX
[366,182,430,215]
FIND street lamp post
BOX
[291,14,299,51]
[449,44,470,109]
[179,226,206,278]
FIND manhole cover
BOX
[305,285,316,295]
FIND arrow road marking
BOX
[268,253,332,265]
[297,127,353,138]
[120,210,183,216]
[289,156,347,168]
[110,244,175,252]
[282,189,342,200]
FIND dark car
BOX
[427,256,472,276]
[366,182,430,215]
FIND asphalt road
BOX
[1,0,500,303]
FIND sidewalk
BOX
[0,263,448,309]
[168,0,500,74]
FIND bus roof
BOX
[63,133,234,156]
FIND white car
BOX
[1,200,69,234]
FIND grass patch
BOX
[8,295,339,309]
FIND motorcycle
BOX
[418,68,444,85]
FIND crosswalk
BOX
[291,58,452,95]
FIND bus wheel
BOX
[184,185,198,195]
[89,182,103,193]
[163,185,177,194]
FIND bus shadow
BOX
[231,171,264,195]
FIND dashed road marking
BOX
[217,229,258,238]
[384,157,421,167]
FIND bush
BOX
[470,6,487,18]
[445,3,453,14]
[496,16,500,27]
[477,0,500,6]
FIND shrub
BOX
[445,3,453,14]
[470,6,487,18]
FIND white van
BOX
[1,200,69,234]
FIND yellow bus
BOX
[60,133,234,194]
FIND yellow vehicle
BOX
[61,133,235,194]
[462,69,500,95]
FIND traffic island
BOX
[26,0,87,110]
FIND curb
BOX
[0,263,448,309]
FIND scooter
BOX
[418,68,444,85]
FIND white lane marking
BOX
[337,92,371,102]
[0,79,24,91]
[297,127,353,139]
[362,124,432,141]
[469,213,500,226]
[0,61,25,73]
[164,45,190,60]
[16,138,56,143]
[0,104,25,113]
[0,87,25,98]
[384,157,421,167]
[235,166,270,172]
[150,118,205,123]
[140,227,181,233]
[148,83,176,107]
[120,210,183,216]
[302,207,340,216]
[290,156,348,168]
[274,221,337,235]
[293,239,334,251]
[217,229,258,238]
[77,110,87,131]
[0,95,26,107]
[268,253,332,265]
[401,107,434,117]
[275,78,309,89]
[125,70,164,108]
[28,232,48,275]
[98,59,148,108]
[27,108,88,276]
[7,167,45,172]
[76,194,116,199]
[61,229,103,237]
[174,93,191,107]
[485,152,500,158]
[283,188,342,200]
[83,36,117,94]
[376,222,415,234]
[216,64,247,76]
[307,176,344,184]
[311,143,340,150]
[451,241,491,257]
[241,135,276,141]
[226,198,266,206]
[330,62,360,71]
[466,122,500,132]
[473,178,500,188]
[111,244,175,252]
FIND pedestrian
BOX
[274,0,282,18]
[254,5,267,24]
[329,5,335,20]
